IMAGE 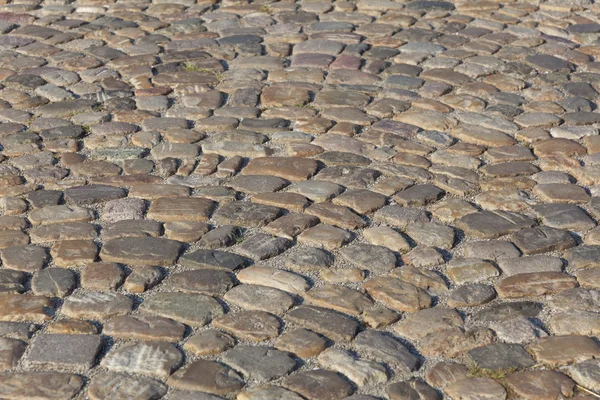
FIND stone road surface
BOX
[0,0,600,399]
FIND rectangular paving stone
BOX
[0,372,83,399]
[147,197,215,222]
[0,293,54,323]
[285,305,359,342]
[27,334,103,370]
[128,184,190,199]
[28,205,94,226]
[242,157,319,181]
[101,237,182,266]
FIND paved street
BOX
[0,0,599,398]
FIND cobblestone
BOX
[1,1,600,398]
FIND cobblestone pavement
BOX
[2,0,600,399]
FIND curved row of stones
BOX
[1,0,600,399]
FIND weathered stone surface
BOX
[31,268,76,297]
[419,327,495,358]
[395,184,445,207]
[212,311,281,342]
[213,202,282,228]
[394,307,463,341]
[529,335,600,366]
[548,288,600,313]
[237,266,310,295]
[81,262,125,291]
[238,387,304,400]
[533,204,596,231]
[0,337,25,370]
[252,192,310,212]
[46,320,98,335]
[511,226,576,255]
[504,370,575,400]
[318,348,388,387]
[101,220,161,241]
[457,211,536,239]
[243,157,319,181]
[283,370,354,400]
[1,245,48,272]
[3,1,600,395]
[339,244,397,273]
[27,334,103,370]
[426,362,469,389]
[297,224,354,249]
[101,237,182,266]
[387,380,441,400]
[285,247,332,272]
[51,240,98,267]
[65,185,125,205]
[497,255,563,276]
[374,205,430,229]
[363,226,411,253]
[275,328,328,358]
[147,197,214,222]
[306,284,373,316]
[491,316,548,344]
[88,373,167,400]
[62,292,133,320]
[0,270,25,294]
[565,245,600,269]
[104,315,185,342]
[467,343,535,370]
[355,330,419,372]
[475,301,542,324]
[363,277,432,312]
[168,360,245,395]
[222,345,296,382]
[179,250,246,271]
[0,293,54,323]
[224,284,295,315]
[29,205,94,226]
[405,222,455,250]
[402,246,444,268]
[447,258,500,284]
[231,175,288,194]
[549,311,600,336]
[236,233,291,261]
[264,213,319,239]
[448,284,496,307]
[102,341,183,378]
[305,202,365,229]
[0,372,83,399]
[445,378,507,400]
[167,269,235,296]
[0,231,28,250]
[533,183,590,204]
[198,226,243,250]
[462,240,521,261]
[124,266,163,293]
[139,292,223,327]
[452,123,515,147]
[285,306,359,342]
[332,189,387,214]
[184,330,235,357]
[565,359,600,393]
[129,184,189,199]
[496,272,578,298]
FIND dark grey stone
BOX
[467,343,535,370]
[180,250,248,271]
[28,334,103,369]
[221,345,297,382]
